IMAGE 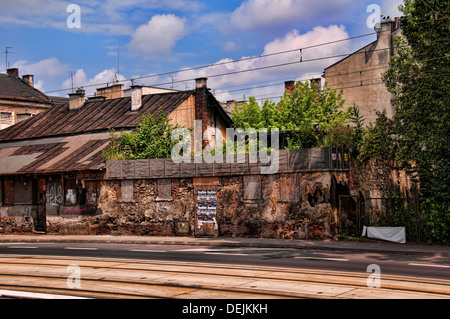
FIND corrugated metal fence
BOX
[106,148,351,180]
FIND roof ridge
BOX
[0,90,194,141]
[0,73,51,103]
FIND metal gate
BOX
[34,178,47,233]
[338,195,362,236]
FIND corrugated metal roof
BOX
[0,90,194,141]
[0,74,51,104]
[0,89,232,175]
[0,133,110,175]
[0,90,195,174]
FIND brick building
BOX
[0,68,52,129]
[324,17,402,124]
[0,78,231,233]
[0,68,68,129]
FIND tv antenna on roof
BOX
[69,71,75,93]
[116,38,121,79]
[4,47,14,71]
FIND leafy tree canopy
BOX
[382,0,450,200]
[102,108,180,161]
[231,80,352,149]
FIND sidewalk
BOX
[0,234,449,256]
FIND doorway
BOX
[34,178,47,233]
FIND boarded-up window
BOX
[3,179,14,206]
[243,175,261,200]
[157,179,172,200]
[85,181,101,205]
[279,174,299,203]
[65,178,77,205]
[0,112,12,129]
[14,176,32,205]
[120,180,134,202]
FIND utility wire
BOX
[236,71,450,103]
[114,48,448,92]
[45,18,449,97]
[44,15,450,95]
[44,32,383,94]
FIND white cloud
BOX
[0,0,201,35]
[12,58,68,78]
[0,0,88,31]
[223,41,239,52]
[9,58,68,93]
[62,68,127,97]
[170,25,350,103]
[128,14,187,58]
[101,0,203,19]
[33,80,45,91]
[229,0,355,31]
[381,0,404,17]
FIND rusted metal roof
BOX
[0,90,196,174]
[0,133,110,175]
[0,90,194,141]
[0,88,236,175]
[0,74,52,104]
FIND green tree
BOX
[231,80,351,149]
[357,110,397,162]
[231,97,263,130]
[377,0,449,242]
[102,108,181,160]
[383,1,449,195]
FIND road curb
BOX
[0,235,448,256]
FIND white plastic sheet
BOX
[362,226,406,244]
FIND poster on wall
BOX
[197,190,217,230]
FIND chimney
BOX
[377,16,397,56]
[7,68,19,78]
[195,77,208,90]
[22,74,34,87]
[130,85,143,111]
[68,88,86,111]
[96,83,124,100]
[285,80,295,94]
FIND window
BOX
[157,179,172,201]
[120,180,134,202]
[0,112,11,120]
[243,175,261,201]
[3,179,14,206]
[0,112,12,129]
[279,174,299,203]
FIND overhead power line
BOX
[234,71,450,103]
[43,18,449,96]
[71,46,401,99]
[44,31,382,94]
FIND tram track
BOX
[0,255,449,299]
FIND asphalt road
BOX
[1,242,449,281]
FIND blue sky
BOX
[0,0,404,102]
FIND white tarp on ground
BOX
[362,226,406,244]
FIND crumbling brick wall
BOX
[349,158,419,227]
[45,172,341,239]
[0,157,419,238]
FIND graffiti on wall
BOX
[66,189,77,205]
[47,181,63,206]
